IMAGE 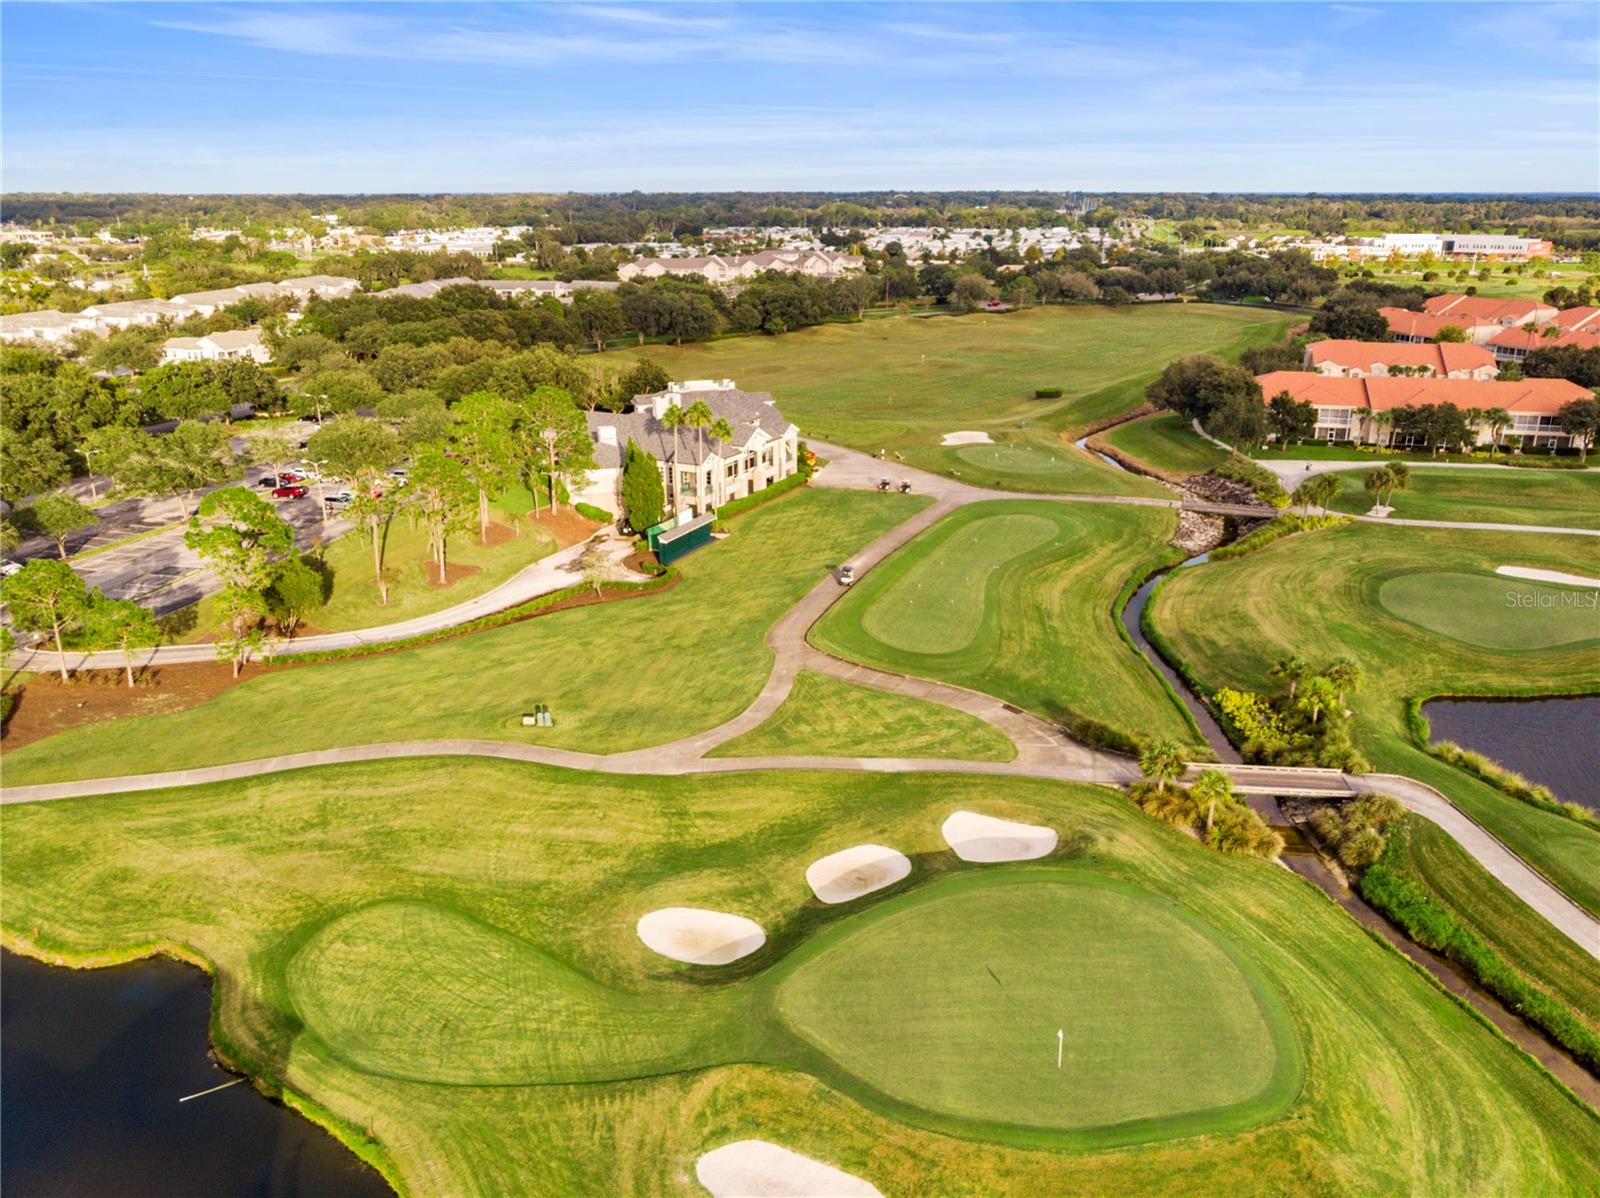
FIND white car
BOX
[0,559,22,578]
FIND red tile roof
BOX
[1487,324,1600,353]
[1553,306,1600,333]
[1307,339,1496,375]
[1379,307,1496,340]
[1255,371,1587,416]
[1421,293,1555,323]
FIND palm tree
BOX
[1384,460,1412,507]
[1138,737,1186,787]
[1363,465,1393,511]
[1270,655,1310,701]
[660,403,686,510]
[1483,406,1511,457]
[1370,408,1395,449]
[1190,768,1234,835]
[684,399,715,464]
[1322,657,1363,708]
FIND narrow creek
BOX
[1096,436,1600,1102]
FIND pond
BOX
[1,950,393,1198]
[1423,696,1600,813]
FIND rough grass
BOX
[709,671,1016,762]
[812,500,1198,750]
[3,760,1597,1196]
[1326,467,1600,529]
[2,489,927,784]
[1147,521,1600,917]
[1101,412,1229,479]
[596,304,1291,495]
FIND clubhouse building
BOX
[574,379,801,518]
[1255,371,1589,450]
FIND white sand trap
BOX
[941,810,1057,863]
[804,844,912,904]
[696,1140,883,1198]
[636,908,765,965]
[941,430,993,446]
[1497,565,1600,589]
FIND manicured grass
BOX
[709,671,1016,761]
[1147,521,1600,917]
[812,500,1198,750]
[596,304,1291,495]
[1338,266,1598,301]
[1379,572,1600,650]
[4,759,1597,1195]
[1324,467,1600,529]
[1393,815,1600,1039]
[2,488,927,784]
[774,872,1297,1142]
[1100,411,1229,480]
[182,516,560,641]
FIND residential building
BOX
[160,328,271,364]
[1486,307,1600,362]
[573,379,800,519]
[1305,340,1498,380]
[0,308,103,344]
[1422,293,1558,328]
[618,249,862,284]
[370,277,619,302]
[79,297,190,329]
[1255,371,1588,449]
[1380,306,1500,344]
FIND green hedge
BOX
[1034,386,1064,399]
[1359,831,1600,1074]
[1209,513,1349,561]
[573,502,613,522]
[714,472,809,523]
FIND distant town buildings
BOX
[369,277,619,301]
[1303,233,1554,263]
[618,249,862,284]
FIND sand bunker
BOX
[1497,565,1600,589]
[941,811,1057,863]
[941,430,994,446]
[804,844,912,904]
[636,908,765,965]
[696,1140,883,1198]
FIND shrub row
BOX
[712,471,810,525]
[1209,513,1349,561]
[1359,832,1600,1074]
[1210,454,1289,506]
[1034,386,1064,399]
[572,502,613,522]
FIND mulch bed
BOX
[425,561,483,589]
[1,663,256,751]
[527,507,601,548]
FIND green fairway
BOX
[812,500,1199,750]
[1099,411,1229,480]
[860,513,1058,653]
[1147,521,1600,917]
[2,488,927,784]
[596,304,1291,494]
[774,873,1296,1140]
[1379,572,1600,649]
[5,759,1598,1196]
[709,671,1017,761]
[1325,467,1600,529]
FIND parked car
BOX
[325,490,354,508]
[0,559,22,578]
[272,485,309,499]
[837,564,856,586]
[278,470,307,483]
[256,475,279,488]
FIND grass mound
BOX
[1378,572,1600,650]
[774,872,1296,1143]
[709,671,1016,761]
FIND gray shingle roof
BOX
[586,389,794,469]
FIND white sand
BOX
[1497,565,1600,589]
[804,844,912,904]
[940,430,994,446]
[696,1140,884,1198]
[636,908,765,965]
[941,810,1058,863]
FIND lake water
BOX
[1,950,393,1198]
[1424,696,1600,812]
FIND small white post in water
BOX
[1056,1028,1064,1069]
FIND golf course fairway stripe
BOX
[696,1141,883,1197]
[942,811,1057,862]
[1378,571,1600,650]
[859,513,1058,654]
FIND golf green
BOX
[1378,571,1600,650]
[286,871,1299,1150]
[953,443,1086,477]
[860,513,1058,653]
[774,872,1297,1140]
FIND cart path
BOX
[3,439,1596,959]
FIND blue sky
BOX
[2,2,1596,193]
